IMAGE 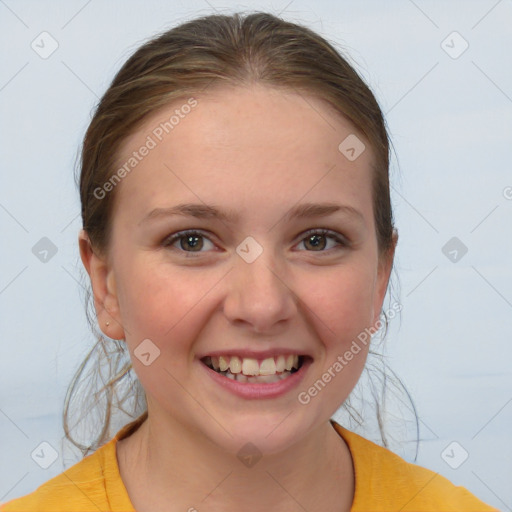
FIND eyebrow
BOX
[140,202,365,226]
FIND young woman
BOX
[1,11,498,512]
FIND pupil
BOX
[308,235,325,250]
[183,235,202,250]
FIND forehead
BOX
[112,84,375,225]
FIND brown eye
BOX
[179,234,203,251]
[163,230,214,253]
[298,229,347,252]
[304,233,328,251]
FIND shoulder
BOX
[331,421,499,512]
[0,441,113,512]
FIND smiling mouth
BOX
[200,354,308,384]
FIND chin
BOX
[202,412,311,459]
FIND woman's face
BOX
[83,84,395,455]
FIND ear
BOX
[78,229,125,340]
[371,228,399,328]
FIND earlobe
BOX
[78,229,125,340]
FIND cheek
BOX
[114,261,216,398]
[115,256,221,348]
[295,269,375,416]
[298,262,377,349]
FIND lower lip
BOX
[198,358,312,399]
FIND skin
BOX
[79,84,397,512]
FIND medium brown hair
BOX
[65,11,413,458]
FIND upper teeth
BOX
[206,355,300,376]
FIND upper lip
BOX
[197,349,313,360]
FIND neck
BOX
[117,414,354,512]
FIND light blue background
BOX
[1,0,511,509]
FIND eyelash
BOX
[162,228,348,256]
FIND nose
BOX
[222,249,296,334]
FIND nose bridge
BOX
[242,246,281,292]
[224,239,295,331]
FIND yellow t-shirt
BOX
[1,416,499,511]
